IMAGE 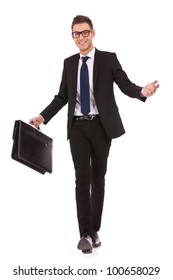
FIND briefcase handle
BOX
[29,120,41,131]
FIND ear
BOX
[92,29,95,38]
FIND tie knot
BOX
[82,56,89,63]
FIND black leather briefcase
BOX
[11,120,53,174]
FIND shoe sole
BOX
[82,249,92,254]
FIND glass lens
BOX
[72,32,80,38]
[82,30,90,37]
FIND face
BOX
[72,23,95,55]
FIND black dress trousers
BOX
[69,116,111,237]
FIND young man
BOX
[30,15,159,254]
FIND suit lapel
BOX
[72,54,79,97]
[93,49,101,91]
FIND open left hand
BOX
[141,80,159,97]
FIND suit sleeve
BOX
[40,63,68,124]
[112,53,146,102]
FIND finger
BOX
[147,85,155,94]
[29,119,34,125]
[152,80,159,88]
[29,119,40,128]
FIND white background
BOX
[0,0,172,279]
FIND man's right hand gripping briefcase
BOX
[11,120,53,174]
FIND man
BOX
[30,15,159,254]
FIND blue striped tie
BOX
[80,56,90,116]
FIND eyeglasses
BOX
[72,30,92,39]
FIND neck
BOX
[80,46,94,56]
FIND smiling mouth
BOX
[78,41,87,45]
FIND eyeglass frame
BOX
[72,29,93,39]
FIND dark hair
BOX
[71,15,93,30]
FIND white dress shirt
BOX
[74,47,99,116]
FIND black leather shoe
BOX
[77,235,93,254]
[92,232,101,247]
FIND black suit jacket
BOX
[40,48,146,139]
